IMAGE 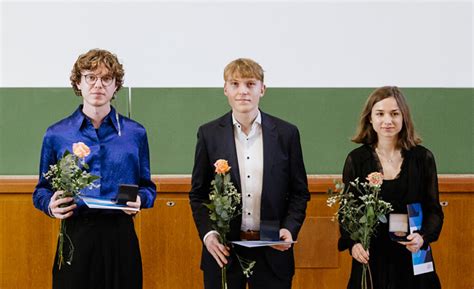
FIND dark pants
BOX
[203,246,292,289]
[52,213,142,289]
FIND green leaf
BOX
[367,206,375,217]
[359,215,367,223]
[217,220,224,228]
[224,173,231,183]
[214,175,223,191]
[221,211,228,220]
[378,214,387,223]
[350,231,360,241]
[89,175,100,181]
[204,203,214,210]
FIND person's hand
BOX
[204,233,229,268]
[351,243,369,264]
[270,228,293,251]
[48,190,77,219]
[399,232,424,253]
[123,195,141,215]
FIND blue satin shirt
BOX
[33,105,156,215]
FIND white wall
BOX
[0,1,472,87]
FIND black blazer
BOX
[189,111,310,279]
[338,144,444,252]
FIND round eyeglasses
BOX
[82,74,115,86]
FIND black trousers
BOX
[52,213,142,289]
[203,246,292,289]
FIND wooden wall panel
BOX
[430,193,474,289]
[0,175,472,289]
[294,217,339,268]
[140,194,203,289]
[293,261,352,289]
[0,194,56,289]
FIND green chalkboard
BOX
[0,88,129,175]
[0,87,472,175]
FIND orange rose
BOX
[72,142,91,159]
[366,172,383,187]
[214,159,231,174]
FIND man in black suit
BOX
[189,58,310,289]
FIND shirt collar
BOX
[108,106,122,135]
[232,110,262,128]
[70,104,121,134]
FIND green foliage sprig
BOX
[43,142,100,269]
[44,151,100,196]
[206,172,240,244]
[205,160,256,288]
[327,172,393,289]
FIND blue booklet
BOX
[79,195,139,212]
[407,203,435,275]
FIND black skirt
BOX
[52,213,142,289]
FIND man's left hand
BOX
[270,228,293,251]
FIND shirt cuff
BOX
[47,205,55,218]
[203,230,220,244]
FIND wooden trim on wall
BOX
[1,174,473,194]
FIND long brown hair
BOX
[352,86,421,150]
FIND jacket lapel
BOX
[218,113,242,193]
[261,112,277,192]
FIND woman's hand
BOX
[351,243,370,264]
[399,232,424,253]
[123,195,141,215]
[48,190,77,219]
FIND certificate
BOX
[80,195,139,211]
[231,240,297,248]
[408,203,434,275]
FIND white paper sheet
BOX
[231,240,297,248]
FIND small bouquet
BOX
[43,142,100,269]
[327,172,393,289]
[205,159,256,289]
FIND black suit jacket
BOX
[189,111,310,279]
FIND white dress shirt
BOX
[233,112,264,232]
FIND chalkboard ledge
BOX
[1,175,472,194]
